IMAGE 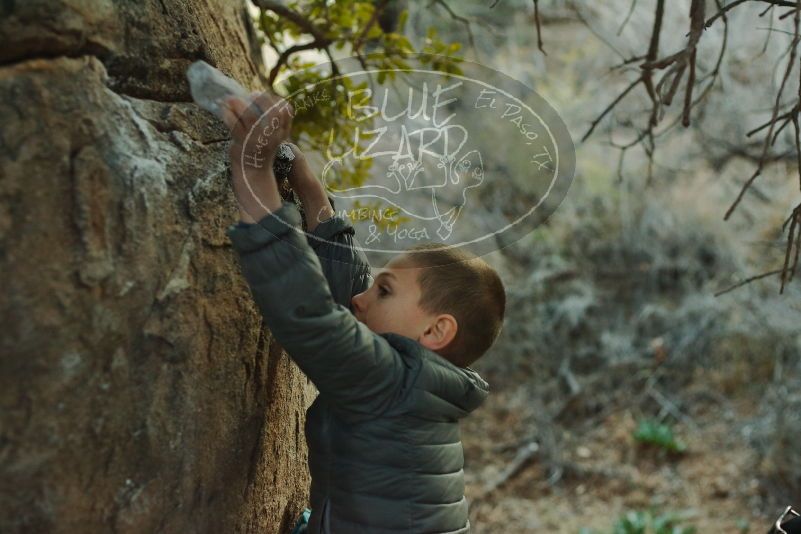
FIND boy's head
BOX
[350,243,506,367]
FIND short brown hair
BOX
[401,242,506,367]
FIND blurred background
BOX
[395,2,800,532]
[258,0,801,531]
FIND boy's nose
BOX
[350,291,367,317]
[350,292,365,315]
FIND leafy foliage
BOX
[252,0,465,220]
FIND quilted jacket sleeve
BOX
[305,197,372,311]
[226,201,405,418]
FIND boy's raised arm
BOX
[306,207,373,311]
[221,93,406,419]
[284,144,372,310]
[226,202,405,418]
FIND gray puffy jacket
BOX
[227,201,490,533]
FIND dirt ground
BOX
[462,365,780,533]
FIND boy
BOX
[222,93,505,533]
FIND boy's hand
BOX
[222,92,293,223]
[283,142,335,231]
[283,143,316,195]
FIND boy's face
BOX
[350,254,457,352]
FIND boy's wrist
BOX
[289,166,320,198]
[238,209,257,224]
[292,180,321,201]
[232,166,283,224]
[236,197,294,226]
[296,184,334,232]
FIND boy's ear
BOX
[419,314,458,352]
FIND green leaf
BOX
[633,419,687,454]
[397,9,408,33]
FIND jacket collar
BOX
[381,333,490,418]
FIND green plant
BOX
[633,419,687,454]
[615,510,696,534]
[580,509,697,534]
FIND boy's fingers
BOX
[228,140,245,170]
[240,94,280,143]
[251,92,294,134]
[252,92,293,118]
[225,92,293,149]
[220,103,237,131]
[242,93,265,128]
[223,97,250,140]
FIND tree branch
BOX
[253,0,337,87]
[714,269,784,296]
[533,0,546,55]
[725,4,800,220]
[353,0,391,53]
[428,0,477,53]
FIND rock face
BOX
[0,1,313,532]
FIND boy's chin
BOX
[354,315,377,332]
[363,322,400,337]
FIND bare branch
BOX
[533,0,547,55]
[745,107,797,137]
[617,0,639,36]
[725,5,801,220]
[429,0,477,53]
[550,0,801,293]
[582,77,641,142]
[570,3,628,61]
[714,269,784,296]
[780,205,801,292]
[705,0,797,29]
[268,40,324,85]
[252,0,329,43]
[253,0,339,87]
[610,54,648,70]
[682,49,697,126]
[581,0,665,141]
[704,0,750,29]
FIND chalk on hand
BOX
[186,60,294,181]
